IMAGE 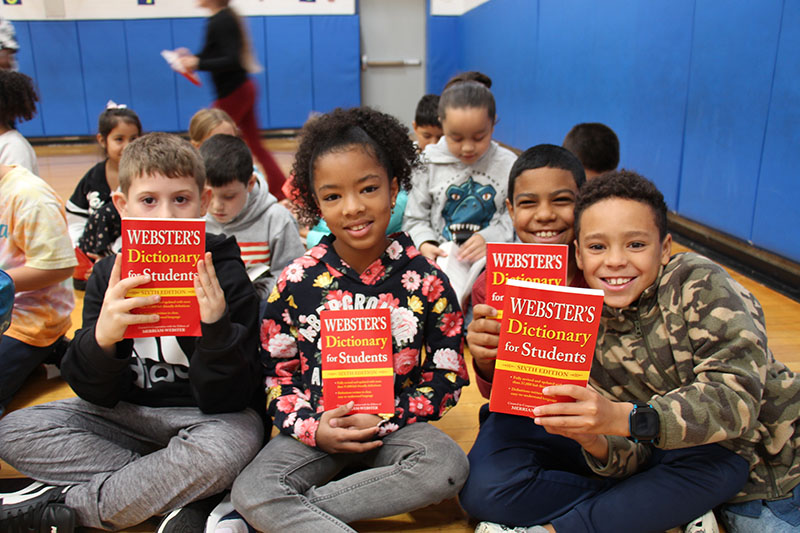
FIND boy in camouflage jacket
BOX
[460,171,800,533]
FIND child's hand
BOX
[457,233,487,261]
[95,255,160,352]
[177,53,199,72]
[195,252,226,325]
[316,401,383,454]
[420,242,446,261]
[467,304,501,380]
[329,412,384,431]
[532,385,634,458]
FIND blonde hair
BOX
[119,132,206,195]
[188,108,237,146]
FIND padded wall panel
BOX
[171,18,216,131]
[426,15,460,94]
[311,16,360,113]
[460,0,536,150]
[678,1,782,240]
[751,2,800,262]
[244,17,270,129]
[28,21,90,136]
[265,17,313,128]
[13,21,44,138]
[124,19,180,132]
[77,20,132,133]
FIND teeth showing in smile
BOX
[349,223,369,231]
[534,231,560,238]
[605,277,633,286]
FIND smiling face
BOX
[576,197,671,308]
[312,145,398,274]
[99,120,140,164]
[441,106,494,165]
[506,167,578,247]
[113,172,210,220]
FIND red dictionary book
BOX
[120,218,205,338]
[489,278,604,416]
[486,242,568,319]
[320,308,394,416]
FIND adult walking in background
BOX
[175,0,287,200]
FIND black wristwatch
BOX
[628,402,659,443]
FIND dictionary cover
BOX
[486,242,568,319]
[489,279,604,416]
[120,218,205,338]
[320,308,394,415]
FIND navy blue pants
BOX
[460,409,750,533]
[0,336,58,415]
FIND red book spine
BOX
[320,308,395,415]
[489,279,604,416]
[485,242,568,319]
[120,218,205,338]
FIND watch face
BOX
[631,406,659,441]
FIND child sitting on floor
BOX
[460,170,800,533]
[230,107,470,533]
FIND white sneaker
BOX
[475,523,528,533]
[475,522,548,533]
[685,510,719,533]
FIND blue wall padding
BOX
[77,21,133,135]
[28,21,90,136]
[13,22,44,137]
[678,0,782,241]
[311,16,361,114]
[751,1,800,260]
[265,17,314,129]
[14,15,360,136]
[244,17,270,129]
[426,15,460,95]
[124,19,181,133]
[433,0,799,262]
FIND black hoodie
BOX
[63,233,262,414]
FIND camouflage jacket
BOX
[583,252,800,503]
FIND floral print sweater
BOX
[261,232,469,447]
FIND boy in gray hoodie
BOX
[201,134,305,298]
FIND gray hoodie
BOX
[403,137,516,247]
[206,175,305,299]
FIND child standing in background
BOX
[403,72,516,264]
[66,103,141,287]
[200,134,304,298]
[562,122,619,179]
[0,70,39,175]
[231,107,469,533]
[176,0,287,200]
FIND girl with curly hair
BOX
[0,69,39,175]
[228,107,470,533]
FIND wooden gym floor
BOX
[2,139,798,532]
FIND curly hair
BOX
[574,169,668,241]
[0,70,38,129]
[291,107,420,226]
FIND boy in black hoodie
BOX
[0,133,263,533]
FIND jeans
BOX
[460,411,750,533]
[232,422,469,533]
[722,485,800,532]
[0,335,58,414]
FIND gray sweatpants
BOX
[0,398,264,530]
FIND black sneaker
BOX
[156,493,224,533]
[0,482,75,532]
